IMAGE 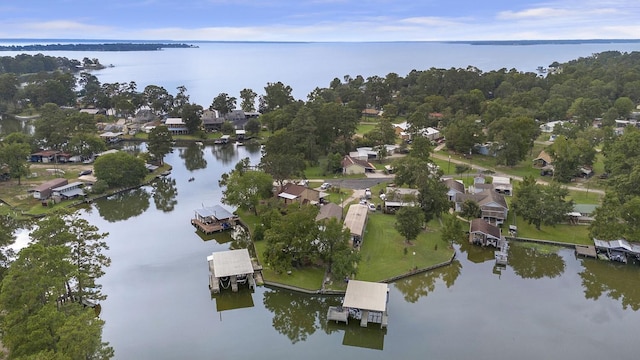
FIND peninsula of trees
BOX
[0,43,197,52]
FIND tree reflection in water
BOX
[508,243,565,279]
[152,177,178,212]
[93,188,150,222]
[579,259,640,311]
[393,260,462,303]
[179,143,207,171]
[263,289,340,343]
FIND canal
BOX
[70,143,640,359]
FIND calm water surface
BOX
[3,41,640,104]
[66,143,640,359]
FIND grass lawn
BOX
[253,239,325,290]
[355,214,454,282]
[356,123,375,135]
[506,210,592,245]
[568,188,603,205]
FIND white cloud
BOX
[497,7,570,19]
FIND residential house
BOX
[539,120,566,133]
[567,204,598,224]
[443,178,465,202]
[31,178,68,200]
[225,110,250,129]
[469,218,502,248]
[165,117,189,135]
[201,109,224,132]
[361,108,381,118]
[30,150,60,163]
[455,189,508,225]
[342,155,376,175]
[277,183,323,205]
[316,203,343,222]
[533,150,554,175]
[349,145,398,161]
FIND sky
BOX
[1,0,639,42]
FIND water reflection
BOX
[263,289,339,344]
[579,259,640,311]
[211,287,255,313]
[210,144,237,166]
[179,143,207,171]
[393,259,462,303]
[151,177,178,212]
[327,321,387,350]
[93,187,150,222]
[509,243,566,279]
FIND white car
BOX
[368,203,376,211]
[320,183,331,190]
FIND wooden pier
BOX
[192,219,225,234]
[327,306,349,324]
[575,245,597,258]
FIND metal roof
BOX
[194,205,234,220]
[342,280,389,312]
[209,249,254,278]
[343,204,368,236]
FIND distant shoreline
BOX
[0,43,198,52]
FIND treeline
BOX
[0,43,197,52]
[0,53,94,75]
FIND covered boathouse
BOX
[207,249,256,293]
[192,204,238,234]
[327,280,389,329]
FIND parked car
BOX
[78,169,92,176]
[320,183,331,190]
[368,203,376,211]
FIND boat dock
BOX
[327,280,389,329]
[192,219,225,234]
[327,306,349,324]
[575,245,597,258]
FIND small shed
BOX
[31,178,68,200]
[207,249,255,293]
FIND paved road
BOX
[430,151,605,195]
[322,176,395,190]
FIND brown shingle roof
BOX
[316,203,343,222]
[534,150,553,164]
[342,155,375,170]
[280,183,307,197]
[443,178,465,194]
[469,218,501,239]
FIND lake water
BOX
[60,142,638,360]
[3,41,640,105]
[4,41,640,358]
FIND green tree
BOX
[417,176,450,223]
[395,206,425,244]
[444,116,484,154]
[263,204,320,273]
[512,176,574,230]
[548,136,596,182]
[0,141,31,184]
[259,81,295,113]
[181,102,203,134]
[260,130,305,189]
[488,116,538,166]
[67,134,107,161]
[316,218,359,279]
[440,213,466,245]
[240,88,257,112]
[143,85,173,115]
[460,199,482,220]
[219,158,274,215]
[244,118,261,136]
[210,92,237,116]
[147,125,173,165]
[94,151,147,187]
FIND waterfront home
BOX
[469,218,502,247]
[455,190,508,225]
[30,178,68,200]
[207,249,256,293]
[201,109,224,131]
[327,280,389,329]
[164,118,189,135]
[343,204,369,248]
[192,204,238,234]
[51,181,85,200]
